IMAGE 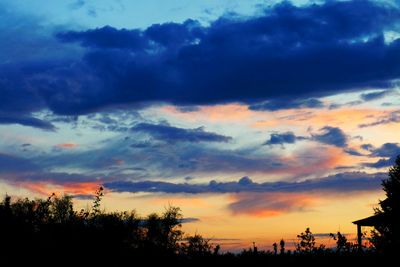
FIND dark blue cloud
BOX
[1,0,400,128]
[57,26,148,51]
[50,0,400,111]
[264,131,307,145]
[131,123,232,143]
[363,143,400,168]
[370,142,400,157]
[361,143,374,151]
[344,148,364,156]
[364,157,395,168]
[312,126,347,147]
[180,217,200,224]
[104,172,385,194]
[0,115,56,131]
[264,127,349,147]
[250,98,324,111]
[0,153,39,173]
[360,90,389,101]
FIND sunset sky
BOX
[1,0,400,251]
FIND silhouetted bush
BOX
[0,190,188,263]
[296,227,325,253]
[329,232,357,253]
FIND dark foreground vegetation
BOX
[1,156,400,265]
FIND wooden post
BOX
[357,224,362,250]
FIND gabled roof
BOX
[352,214,385,226]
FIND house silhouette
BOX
[353,214,385,249]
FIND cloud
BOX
[359,110,400,128]
[370,142,400,157]
[1,0,400,128]
[55,143,79,149]
[131,122,232,143]
[180,217,201,223]
[264,131,307,146]
[311,126,347,147]
[363,142,400,168]
[0,153,39,173]
[360,90,389,101]
[263,126,349,148]
[13,132,345,181]
[361,144,374,151]
[104,172,384,194]
[49,0,400,112]
[57,26,149,50]
[250,98,324,111]
[0,115,56,131]
[228,192,314,217]
[364,158,395,168]
[103,171,385,217]
[344,148,364,156]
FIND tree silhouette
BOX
[92,186,104,216]
[296,228,316,253]
[280,239,285,255]
[181,234,215,257]
[296,227,325,253]
[329,232,356,253]
[371,155,400,253]
[273,242,278,255]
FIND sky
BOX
[1,0,400,251]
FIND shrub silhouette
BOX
[296,228,325,253]
[329,232,357,253]
[0,189,190,262]
[181,234,215,257]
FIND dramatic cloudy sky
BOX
[1,0,400,250]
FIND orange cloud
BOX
[228,192,317,218]
[55,143,78,149]
[161,104,391,131]
[20,181,100,197]
[253,107,390,131]
[290,146,355,174]
[161,104,262,123]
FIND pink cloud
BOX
[228,192,317,218]
[55,143,78,149]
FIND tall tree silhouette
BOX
[280,239,285,255]
[371,155,400,253]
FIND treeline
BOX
[0,187,389,266]
[0,187,217,264]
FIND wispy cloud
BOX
[131,122,232,143]
[104,172,384,194]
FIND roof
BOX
[352,214,385,226]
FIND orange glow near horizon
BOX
[15,181,100,197]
